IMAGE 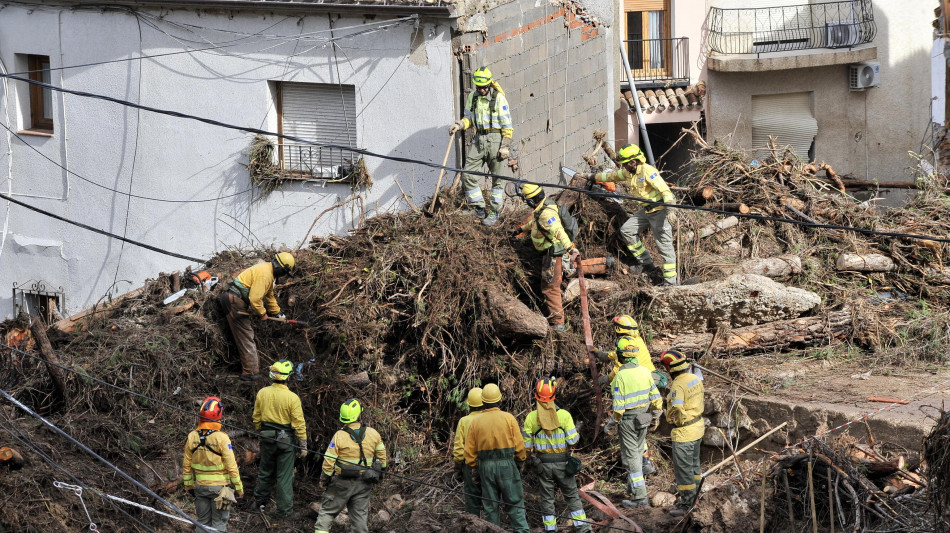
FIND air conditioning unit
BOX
[826,22,861,48]
[849,61,881,90]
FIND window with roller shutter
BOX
[751,92,817,162]
[277,81,359,180]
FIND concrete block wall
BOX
[458,1,612,189]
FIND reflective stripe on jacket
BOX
[610,361,662,420]
[464,407,526,467]
[321,422,387,476]
[462,88,513,138]
[519,200,573,254]
[667,372,705,442]
[235,261,281,317]
[453,411,482,464]
[595,164,674,210]
[522,407,579,454]
[607,334,656,381]
[182,422,243,491]
[252,383,307,441]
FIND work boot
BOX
[472,206,487,220]
[668,507,689,517]
[482,211,499,226]
[621,498,650,509]
[239,373,260,382]
[642,456,656,476]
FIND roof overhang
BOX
[65,0,456,18]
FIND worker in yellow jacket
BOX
[453,387,484,516]
[183,396,243,532]
[590,144,678,285]
[608,338,663,509]
[660,350,705,516]
[523,378,590,533]
[315,399,387,533]
[251,361,307,520]
[218,252,295,380]
[464,384,529,532]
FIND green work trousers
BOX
[672,438,702,509]
[194,484,230,532]
[254,436,296,517]
[478,458,529,533]
[537,461,591,533]
[618,409,649,500]
[313,478,371,533]
[619,208,677,284]
[462,464,482,516]
[462,131,507,213]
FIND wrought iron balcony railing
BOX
[620,37,690,86]
[706,0,876,55]
[279,142,361,182]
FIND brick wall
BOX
[458,1,612,187]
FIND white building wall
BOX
[0,4,455,317]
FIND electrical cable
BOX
[0,411,161,533]
[0,192,206,263]
[0,341,641,533]
[4,73,947,245]
[0,387,215,533]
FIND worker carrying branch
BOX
[582,144,679,285]
[448,66,514,227]
[217,252,295,380]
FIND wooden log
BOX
[344,370,371,387]
[835,253,894,272]
[170,271,181,293]
[924,266,950,284]
[29,317,67,398]
[562,279,621,305]
[688,186,715,205]
[51,287,146,333]
[704,422,789,477]
[650,310,853,356]
[169,301,196,315]
[705,202,750,214]
[483,288,549,339]
[734,255,802,278]
[781,197,806,212]
[684,216,739,241]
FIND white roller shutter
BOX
[280,82,357,173]
[751,92,817,161]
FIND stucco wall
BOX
[0,4,455,317]
[705,1,937,182]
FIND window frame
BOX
[26,55,54,132]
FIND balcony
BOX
[620,37,690,88]
[706,0,878,72]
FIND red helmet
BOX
[535,377,556,402]
[660,350,689,373]
[199,396,223,422]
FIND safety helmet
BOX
[660,349,689,373]
[617,144,646,165]
[519,182,545,209]
[467,387,483,408]
[199,396,223,422]
[472,67,494,87]
[534,377,556,402]
[481,383,502,404]
[269,360,294,381]
[616,336,641,362]
[339,398,362,423]
[613,315,639,336]
[272,252,296,278]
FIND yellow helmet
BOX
[616,336,641,363]
[339,398,362,423]
[466,387,483,408]
[617,144,646,164]
[519,182,545,208]
[481,383,502,404]
[472,66,494,87]
[613,315,639,336]
[272,252,296,277]
[269,360,294,381]
[660,349,690,373]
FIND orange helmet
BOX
[199,396,223,422]
[535,377,556,402]
[660,350,689,373]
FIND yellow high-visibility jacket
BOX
[464,407,526,467]
[594,164,674,211]
[453,410,483,464]
[462,85,513,139]
[235,261,281,317]
[252,383,307,442]
[522,407,579,455]
[321,422,387,476]
[667,372,705,442]
[607,334,656,381]
[610,361,662,421]
[518,200,573,255]
[182,422,243,491]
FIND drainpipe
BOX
[619,43,655,166]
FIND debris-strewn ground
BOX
[1,138,948,532]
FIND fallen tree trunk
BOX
[684,216,739,241]
[706,202,750,214]
[52,287,146,333]
[29,317,67,398]
[650,310,853,356]
[483,288,549,339]
[835,253,894,272]
[563,279,621,305]
[730,255,802,278]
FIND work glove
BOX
[498,137,512,160]
[651,409,664,431]
[258,313,268,321]
[297,446,308,459]
[318,473,330,491]
[594,350,610,363]
[604,418,618,435]
[235,490,244,499]
[507,227,520,238]
[597,375,610,387]
[667,209,678,224]
[215,486,237,510]
[529,454,543,472]
[568,246,580,261]
[448,120,465,135]
[184,486,195,497]
[276,312,286,320]
[470,466,480,487]
[516,459,526,475]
